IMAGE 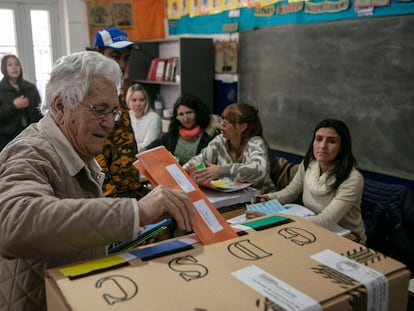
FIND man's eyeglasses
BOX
[81,102,122,122]
[176,111,195,120]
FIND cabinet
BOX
[128,37,214,113]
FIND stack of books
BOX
[146,57,180,82]
[203,187,258,209]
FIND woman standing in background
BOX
[0,54,42,150]
[127,84,161,152]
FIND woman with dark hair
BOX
[183,102,275,193]
[147,94,219,165]
[0,54,42,150]
[247,119,366,244]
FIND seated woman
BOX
[183,102,275,194]
[127,84,161,152]
[147,94,219,165]
[246,119,366,244]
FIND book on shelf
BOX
[146,57,179,82]
[146,58,158,80]
[163,57,179,82]
[163,58,172,81]
[154,59,166,81]
[147,58,164,81]
[174,57,180,82]
[170,57,179,82]
[245,199,352,236]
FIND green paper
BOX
[243,215,290,230]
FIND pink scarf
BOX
[179,125,202,140]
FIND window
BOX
[0,0,61,100]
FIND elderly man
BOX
[0,51,194,310]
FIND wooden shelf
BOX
[129,37,214,112]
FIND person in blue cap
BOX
[89,28,143,199]
[92,27,134,76]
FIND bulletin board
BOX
[238,14,414,181]
[86,0,165,44]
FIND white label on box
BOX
[311,249,388,311]
[193,199,223,233]
[119,253,137,262]
[232,265,322,311]
[166,164,196,193]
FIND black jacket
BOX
[0,78,42,150]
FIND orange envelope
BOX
[134,146,237,245]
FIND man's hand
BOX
[138,185,194,232]
[245,210,266,219]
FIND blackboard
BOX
[239,14,414,181]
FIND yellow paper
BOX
[59,255,127,277]
[211,180,230,189]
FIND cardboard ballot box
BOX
[45,215,410,311]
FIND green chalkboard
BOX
[239,15,414,180]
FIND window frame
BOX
[0,0,62,88]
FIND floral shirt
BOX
[96,98,141,197]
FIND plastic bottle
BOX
[154,94,164,116]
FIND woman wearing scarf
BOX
[147,94,219,165]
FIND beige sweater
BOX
[267,160,366,244]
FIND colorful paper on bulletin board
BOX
[169,0,414,35]
[305,0,349,13]
[209,0,224,14]
[223,0,238,10]
[87,0,165,44]
[199,0,210,15]
[248,0,262,6]
[260,0,280,5]
[236,0,249,7]
[168,0,183,19]
[189,0,200,16]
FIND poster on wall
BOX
[112,1,134,28]
[214,40,238,74]
[88,4,112,26]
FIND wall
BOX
[63,0,165,52]
[62,0,89,53]
[239,14,414,181]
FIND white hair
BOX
[40,51,122,115]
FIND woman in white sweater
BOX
[127,84,161,152]
[246,119,366,244]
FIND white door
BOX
[0,0,62,100]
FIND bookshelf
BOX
[128,37,214,113]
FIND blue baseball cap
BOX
[93,27,134,50]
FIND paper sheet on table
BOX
[245,200,351,236]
